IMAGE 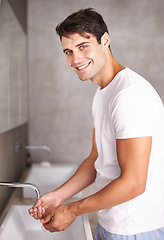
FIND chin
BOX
[78,75,90,81]
[81,78,91,82]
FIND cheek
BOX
[86,47,101,62]
[85,48,94,59]
[66,57,71,67]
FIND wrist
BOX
[67,199,87,217]
[52,186,69,204]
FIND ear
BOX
[101,32,110,48]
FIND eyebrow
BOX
[63,41,90,53]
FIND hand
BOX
[28,190,64,220]
[41,204,77,232]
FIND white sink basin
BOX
[0,205,93,240]
[23,163,82,198]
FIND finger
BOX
[43,222,57,232]
[41,213,53,224]
[32,207,39,219]
[41,207,45,217]
[32,207,43,219]
[43,222,68,232]
[28,199,42,216]
[37,206,43,219]
[29,207,45,220]
[43,223,51,231]
[28,208,33,216]
[34,198,42,206]
[33,199,42,209]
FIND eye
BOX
[79,45,87,50]
[65,50,72,56]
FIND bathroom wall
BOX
[0,124,28,215]
[28,0,164,164]
[0,0,28,216]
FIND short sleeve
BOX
[111,86,153,139]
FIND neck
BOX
[91,53,125,89]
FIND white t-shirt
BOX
[92,67,164,235]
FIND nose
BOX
[71,51,83,67]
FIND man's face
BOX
[61,33,107,82]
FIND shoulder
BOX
[111,68,158,105]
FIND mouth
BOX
[76,61,92,71]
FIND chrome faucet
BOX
[14,140,51,154]
[0,182,40,199]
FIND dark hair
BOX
[56,8,110,46]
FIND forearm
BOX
[29,156,97,221]
[69,137,150,217]
[55,153,97,202]
[41,173,146,231]
[67,174,145,217]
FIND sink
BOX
[0,205,93,240]
[23,163,82,198]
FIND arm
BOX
[42,136,152,232]
[75,136,152,211]
[29,128,98,219]
[54,127,98,200]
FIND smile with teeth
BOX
[76,61,91,70]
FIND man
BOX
[29,8,164,239]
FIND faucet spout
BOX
[23,145,51,153]
[14,141,51,154]
[0,182,40,199]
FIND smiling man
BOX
[62,32,118,84]
[29,8,164,240]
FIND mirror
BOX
[0,0,10,132]
[0,0,28,133]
